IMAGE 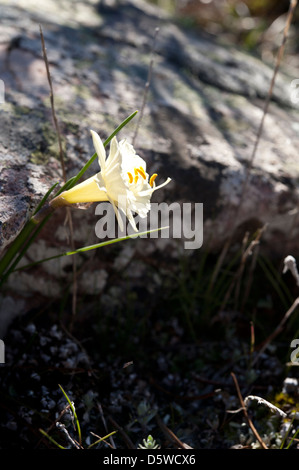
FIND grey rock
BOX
[0,0,299,330]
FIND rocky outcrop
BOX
[1,0,299,332]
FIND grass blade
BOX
[39,428,66,449]
[88,430,117,449]
[58,384,82,446]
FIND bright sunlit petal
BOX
[90,129,106,170]
[53,130,171,231]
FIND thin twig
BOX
[155,414,193,449]
[39,25,66,181]
[231,372,268,449]
[89,431,115,449]
[56,422,82,449]
[36,403,72,448]
[97,402,116,449]
[252,295,299,366]
[108,416,135,449]
[40,25,77,323]
[250,320,255,357]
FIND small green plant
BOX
[138,435,160,449]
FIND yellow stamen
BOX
[128,172,133,184]
[135,167,146,180]
[149,173,158,187]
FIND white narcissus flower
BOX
[55,130,171,231]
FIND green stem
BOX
[12,227,167,272]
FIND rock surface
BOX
[1,0,299,332]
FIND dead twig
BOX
[155,414,193,449]
[40,25,66,180]
[40,25,78,323]
[252,295,299,366]
[97,402,116,449]
[89,431,115,449]
[56,422,82,449]
[108,416,135,449]
[231,372,268,449]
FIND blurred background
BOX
[148,0,299,70]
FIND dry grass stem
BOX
[56,422,82,449]
[89,431,115,449]
[40,25,78,322]
[39,25,66,181]
[108,416,135,449]
[97,402,116,449]
[252,295,299,366]
[155,414,193,449]
[132,27,159,147]
[231,372,268,449]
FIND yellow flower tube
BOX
[47,130,171,232]
[57,176,108,204]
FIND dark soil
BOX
[1,249,298,450]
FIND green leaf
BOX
[58,384,82,446]
[33,182,59,214]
